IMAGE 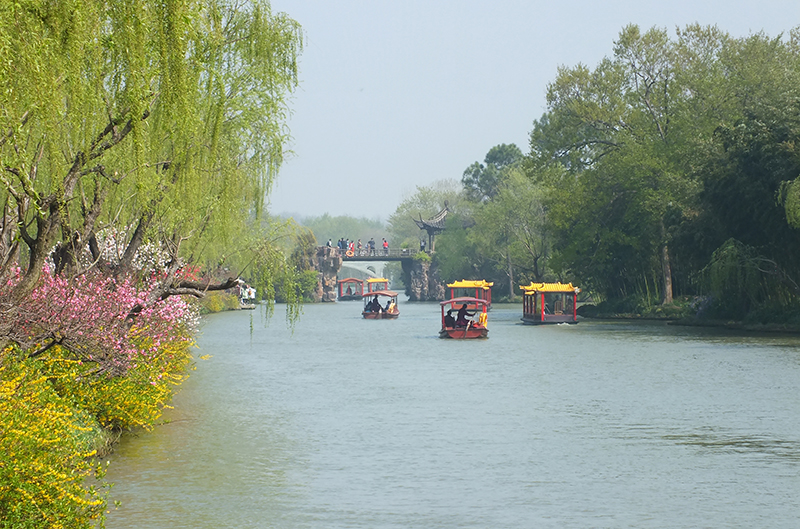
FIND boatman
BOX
[456,304,475,327]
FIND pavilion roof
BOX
[413,204,449,232]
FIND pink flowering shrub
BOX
[2,266,198,376]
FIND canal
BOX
[105,301,800,528]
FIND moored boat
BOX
[439,297,489,339]
[362,290,400,319]
[338,277,364,301]
[519,282,580,324]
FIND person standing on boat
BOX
[456,304,475,327]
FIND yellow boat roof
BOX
[366,277,389,283]
[447,279,494,289]
[519,282,580,294]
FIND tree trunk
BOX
[660,220,673,305]
[507,249,515,301]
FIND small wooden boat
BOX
[338,277,364,301]
[362,290,400,319]
[239,283,257,310]
[365,277,390,293]
[519,282,580,324]
[446,279,493,309]
[439,297,489,339]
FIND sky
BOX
[266,0,800,220]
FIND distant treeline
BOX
[376,25,800,323]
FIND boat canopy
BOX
[440,296,489,307]
[339,277,363,284]
[519,282,580,294]
[447,279,493,290]
[362,290,398,298]
[366,277,389,284]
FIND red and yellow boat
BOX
[520,282,580,324]
[439,297,489,339]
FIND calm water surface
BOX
[105,301,800,528]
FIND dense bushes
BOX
[0,269,198,528]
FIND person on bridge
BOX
[369,238,376,255]
[382,238,389,255]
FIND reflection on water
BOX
[105,303,800,528]
[663,430,800,461]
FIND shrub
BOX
[0,348,108,528]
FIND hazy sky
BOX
[267,0,800,220]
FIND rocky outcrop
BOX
[315,247,341,302]
[402,257,445,301]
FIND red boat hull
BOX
[439,326,488,339]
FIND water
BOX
[105,302,800,528]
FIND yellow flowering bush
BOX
[0,334,195,528]
[0,347,107,528]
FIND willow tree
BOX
[1,0,303,309]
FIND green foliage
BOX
[433,214,486,283]
[200,292,241,313]
[462,144,523,202]
[700,239,780,319]
[525,24,800,313]
[290,227,318,271]
[298,214,386,248]
[413,251,431,263]
[1,0,304,305]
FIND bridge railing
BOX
[323,247,423,260]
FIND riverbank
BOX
[578,304,800,334]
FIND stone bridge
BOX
[314,247,444,302]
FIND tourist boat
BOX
[365,277,390,293]
[519,282,580,324]
[439,297,489,339]
[337,277,364,301]
[362,290,400,319]
[447,279,493,309]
